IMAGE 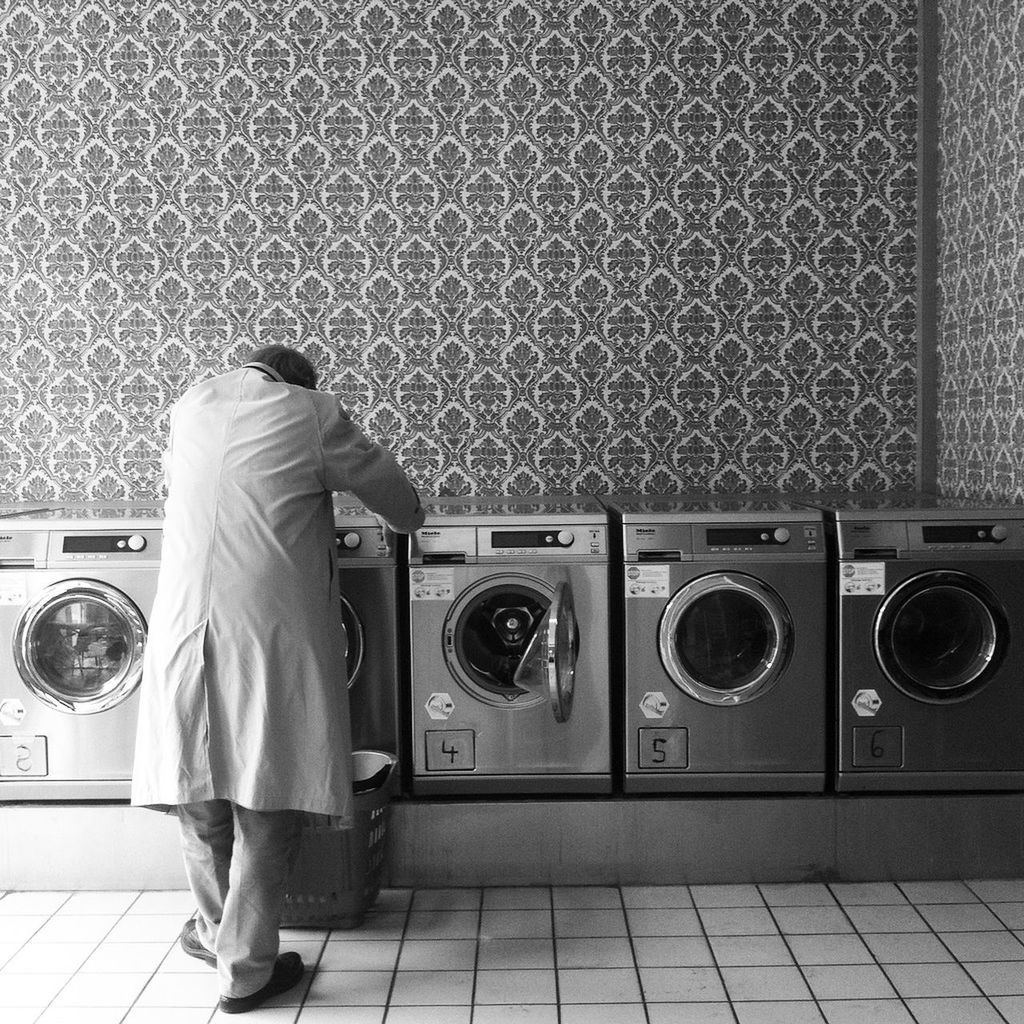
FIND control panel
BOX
[46,530,162,566]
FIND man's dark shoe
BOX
[218,952,304,1014]
[179,917,216,968]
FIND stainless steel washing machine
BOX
[333,496,403,758]
[407,495,611,795]
[0,503,162,800]
[604,495,827,793]
[817,492,1024,791]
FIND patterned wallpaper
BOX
[0,0,920,500]
[936,1,1024,502]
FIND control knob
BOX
[340,532,361,550]
[127,534,146,551]
[773,527,790,544]
[991,524,1008,542]
[557,530,574,546]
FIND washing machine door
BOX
[874,569,1007,703]
[13,580,146,714]
[512,580,577,723]
[658,571,793,705]
[339,593,364,688]
[444,573,578,717]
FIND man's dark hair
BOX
[246,345,318,390]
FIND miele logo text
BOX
[421,530,443,537]
[0,536,12,542]
[636,528,657,535]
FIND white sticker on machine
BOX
[625,565,670,597]
[0,575,27,605]
[410,567,455,600]
[839,562,886,596]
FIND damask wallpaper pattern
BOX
[0,0,919,500]
[936,0,1024,502]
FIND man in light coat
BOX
[132,345,424,1014]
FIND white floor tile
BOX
[829,883,906,906]
[861,932,952,965]
[553,908,628,937]
[882,961,979,998]
[404,910,480,940]
[480,909,552,939]
[691,884,764,908]
[380,1008,471,1024]
[477,937,552,966]
[552,886,621,909]
[397,938,476,970]
[103,914,186,943]
[964,960,1024,996]
[968,879,1024,903]
[710,934,794,967]
[733,1002,825,1023]
[35,1008,129,1024]
[411,888,481,911]
[474,967,557,1004]
[632,935,714,968]
[647,1003,737,1023]
[134,970,221,1008]
[319,938,400,971]
[558,966,642,1003]
[58,891,139,916]
[917,903,1005,932]
[639,966,728,1002]
[844,905,928,934]
[127,891,195,915]
[49,971,150,1007]
[560,1003,646,1024]
[904,995,1005,1024]
[721,964,812,1001]
[0,971,72,1007]
[479,937,555,970]
[626,907,702,937]
[773,906,854,935]
[803,963,898,1000]
[473,1005,558,1024]
[787,933,874,966]
[897,880,978,905]
[123,1009,219,1024]
[388,968,474,1005]
[303,968,392,1005]
[80,941,171,974]
[699,907,779,936]
[482,887,551,910]
[555,935,633,968]
[31,914,119,944]
[817,998,915,1023]
[2,941,96,974]
[938,929,1024,962]
[293,1008,384,1024]
[0,892,71,915]
[621,886,693,909]
[759,883,836,907]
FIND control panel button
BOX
[340,532,361,549]
[127,534,146,551]
[557,530,574,546]
[773,527,790,544]
[991,525,1008,541]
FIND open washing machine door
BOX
[512,580,577,723]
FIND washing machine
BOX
[407,495,611,795]
[604,494,827,793]
[815,492,1024,791]
[333,496,404,758]
[0,503,162,800]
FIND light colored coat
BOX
[131,364,423,820]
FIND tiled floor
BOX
[3,882,1024,1023]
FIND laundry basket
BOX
[281,749,398,929]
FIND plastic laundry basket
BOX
[281,749,398,929]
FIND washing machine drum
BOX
[873,569,1008,703]
[444,576,577,720]
[658,571,793,706]
[13,580,146,714]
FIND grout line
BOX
[549,885,561,1024]
[467,886,483,1024]
[618,884,652,1024]
[381,887,415,1024]
[756,886,827,1022]
[691,888,740,1023]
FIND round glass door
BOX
[444,574,556,710]
[13,580,147,714]
[874,570,1007,703]
[339,593,364,689]
[658,572,793,705]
